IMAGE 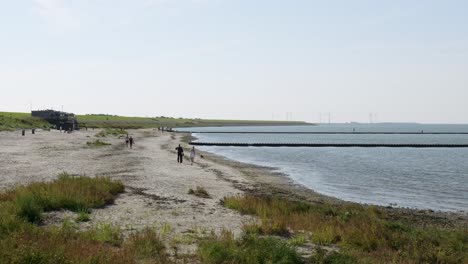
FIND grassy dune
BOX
[0,112,51,131]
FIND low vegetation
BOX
[87,139,112,147]
[223,195,468,263]
[76,210,91,222]
[78,114,309,129]
[1,172,463,263]
[95,128,128,138]
[198,230,303,264]
[0,173,173,264]
[0,112,51,131]
[1,111,309,130]
[188,186,211,198]
[0,172,124,224]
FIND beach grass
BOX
[87,139,112,147]
[223,194,468,263]
[95,128,128,137]
[0,173,174,264]
[0,173,124,224]
[188,186,211,198]
[197,229,303,264]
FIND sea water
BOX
[177,124,468,212]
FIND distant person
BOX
[190,147,196,165]
[125,135,129,147]
[175,144,184,163]
[129,136,134,149]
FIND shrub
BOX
[15,194,43,223]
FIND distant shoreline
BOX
[0,111,311,131]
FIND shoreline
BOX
[0,128,467,262]
[0,128,466,237]
[182,132,468,228]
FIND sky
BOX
[0,0,467,123]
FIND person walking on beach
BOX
[175,144,184,163]
[125,134,129,147]
[129,136,134,149]
[190,147,196,165]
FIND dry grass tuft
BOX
[188,186,211,198]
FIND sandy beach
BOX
[0,128,466,255]
[0,129,254,249]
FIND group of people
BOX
[125,135,134,148]
[124,135,196,164]
[176,144,197,165]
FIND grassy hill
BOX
[0,112,52,131]
[77,114,309,129]
[0,112,310,131]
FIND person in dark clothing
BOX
[129,136,134,149]
[175,144,184,163]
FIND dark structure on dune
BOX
[31,110,79,131]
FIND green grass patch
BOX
[76,210,91,222]
[0,224,171,264]
[87,139,112,147]
[95,128,128,138]
[198,230,303,264]
[0,173,173,263]
[0,112,51,131]
[188,186,211,198]
[85,223,122,246]
[223,195,468,263]
[0,172,124,224]
[124,228,168,261]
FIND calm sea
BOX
[177,124,468,212]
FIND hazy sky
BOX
[1,0,467,123]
